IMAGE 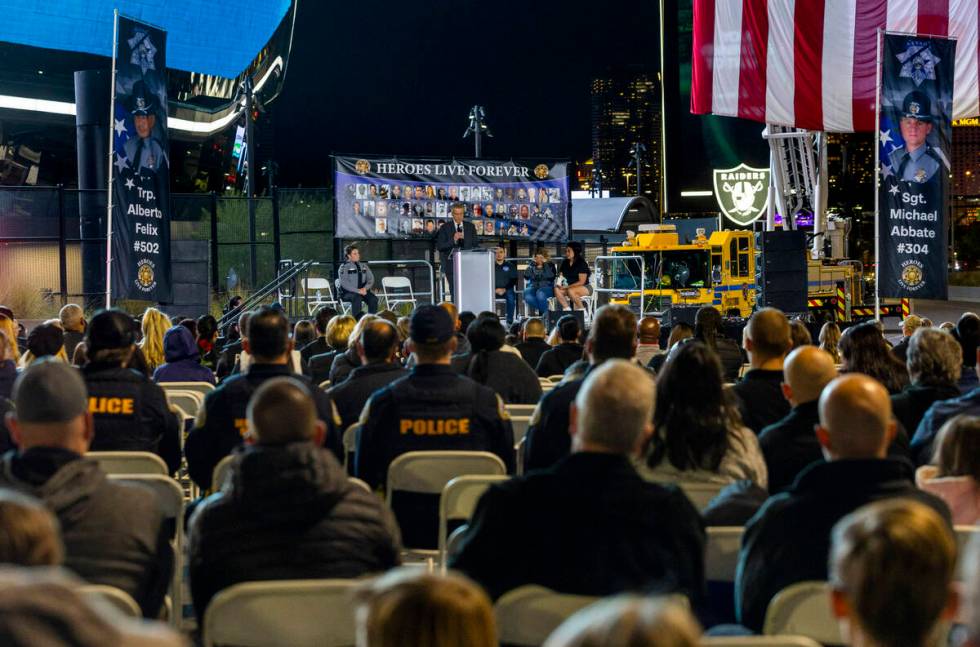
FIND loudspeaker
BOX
[548,309,585,333]
[664,305,701,328]
[760,231,807,313]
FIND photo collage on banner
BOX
[109,15,172,302]
[877,33,954,300]
[334,157,570,242]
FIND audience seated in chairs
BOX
[453,316,541,405]
[515,317,551,370]
[1,360,173,617]
[956,313,980,393]
[0,329,16,400]
[452,359,704,601]
[735,373,951,633]
[185,306,342,490]
[309,313,356,385]
[829,499,958,647]
[20,321,67,367]
[649,322,693,375]
[81,310,180,474]
[215,310,249,380]
[839,321,910,395]
[536,315,584,378]
[634,316,663,368]
[731,308,793,434]
[299,306,338,370]
[891,314,923,363]
[523,305,637,473]
[152,325,215,385]
[695,306,744,383]
[916,414,980,524]
[544,595,701,647]
[327,320,407,431]
[188,377,400,622]
[59,303,87,364]
[911,343,980,465]
[329,314,379,386]
[0,488,63,566]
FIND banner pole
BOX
[874,29,882,323]
[104,9,119,310]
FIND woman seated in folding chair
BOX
[338,243,379,318]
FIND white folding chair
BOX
[77,584,142,618]
[762,581,842,645]
[546,375,564,383]
[956,525,979,577]
[302,278,343,316]
[444,524,469,565]
[163,389,203,418]
[516,436,526,476]
[349,477,372,492]
[438,475,508,567]
[343,424,360,473]
[510,416,532,447]
[505,403,537,417]
[494,585,602,647]
[158,381,214,399]
[706,526,744,583]
[677,482,725,512]
[202,579,358,647]
[87,451,168,476]
[318,379,331,390]
[212,454,236,491]
[381,275,417,311]
[109,474,185,628]
[703,637,822,647]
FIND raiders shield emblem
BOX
[713,163,770,226]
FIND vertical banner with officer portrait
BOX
[877,33,954,300]
[108,14,172,303]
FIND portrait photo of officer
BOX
[124,80,169,176]
[889,90,944,184]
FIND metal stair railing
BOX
[218,259,315,327]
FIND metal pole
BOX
[245,76,258,289]
[271,185,281,272]
[209,191,219,293]
[474,107,482,159]
[634,146,642,195]
[874,29,883,322]
[57,184,68,306]
[104,9,119,309]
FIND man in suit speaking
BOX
[435,202,479,302]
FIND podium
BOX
[453,249,494,314]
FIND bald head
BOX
[523,318,546,340]
[784,346,838,406]
[246,377,325,445]
[817,374,896,460]
[745,308,792,366]
[638,317,661,344]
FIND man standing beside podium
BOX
[435,202,478,302]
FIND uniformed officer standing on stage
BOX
[888,90,944,184]
[337,243,378,317]
[355,304,514,547]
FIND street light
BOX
[462,105,493,159]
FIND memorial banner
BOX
[108,15,172,302]
[334,157,571,242]
[877,33,953,300]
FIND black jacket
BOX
[536,342,584,378]
[758,401,822,494]
[523,369,590,472]
[310,349,341,386]
[300,337,330,373]
[732,369,790,435]
[0,360,15,400]
[453,351,543,405]
[891,337,911,363]
[0,448,173,617]
[891,382,961,457]
[516,338,551,371]
[735,458,951,632]
[435,219,479,256]
[702,480,768,526]
[355,364,514,548]
[329,347,362,386]
[63,330,85,364]
[451,452,705,601]
[327,362,408,431]
[215,339,242,381]
[185,363,342,490]
[188,443,401,621]
[82,363,181,474]
[495,260,517,291]
[701,335,744,382]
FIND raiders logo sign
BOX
[713,163,770,226]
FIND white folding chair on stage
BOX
[677,481,725,512]
[202,579,358,647]
[706,526,744,583]
[77,584,142,618]
[494,585,602,647]
[87,451,168,476]
[438,475,507,567]
[381,275,417,311]
[301,278,344,316]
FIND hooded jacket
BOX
[188,443,401,621]
[152,326,215,385]
[0,449,173,617]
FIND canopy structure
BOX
[572,196,658,241]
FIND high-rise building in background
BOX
[826,132,876,213]
[590,69,662,210]
[952,118,980,197]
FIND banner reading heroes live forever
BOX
[334,157,571,242]
[877,33,953,300]
[109,15,172,302]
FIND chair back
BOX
[438,475,507,564]
[343,424,360,473]
[505,403,537,417]
[762,581,842,645]
[706,526,744,583]
[444,524,469,567]
[348,477,371,492]
[956,525,979,577]
[677,481,725,512]
[77,584,142,618]
[381,275,412,290]
[494,585,601,647]
[318,379,331,390]
[202,579,358,647]
[87,451,168,476]
[302,277,331,293]
[163,389,204,417]
[159,381,214,398]
[385,451,507,503]
[510,416,532,446]
[212,454,235,491]
[703,637,822,647]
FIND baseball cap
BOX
[85,310,136,354]
[26,323,64,358]
[12,359,88,423]
[409,305,455,344]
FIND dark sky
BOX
[273,0,660,186]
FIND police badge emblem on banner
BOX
[877,34,954,300]
[109,15,172,303]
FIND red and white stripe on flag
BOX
[691,0,980,132]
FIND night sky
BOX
[273,0,660,187]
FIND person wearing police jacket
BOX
[185,307,343,491]
[355,305,514,548]
[337,243,378,318]
[80,309,180,474]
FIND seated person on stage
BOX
[337,243,378,317]
[516,317,550,370]
[731,308,793,434]
[554,242,591,312]
[735,374,951,633]
[451,360,705,601]
[355,305,514,548]
[327,320,407,431]
[494,246,518,325]
[1,361,173,617]
[536,314,584,378]
[188,377,401,622]
[185,306,342,490]
[80,310,180,474]
[524,247,557,317]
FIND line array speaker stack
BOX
[760,231,807,313]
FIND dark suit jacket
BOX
[435,220,479,256]
[732,369,790,435]
[758,401,822,494]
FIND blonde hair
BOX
[0,317,17,363]
[830,499,956,647]
[543,596,701,647]
[325,315,357,351]
[819,322,842,363]
[348,314,379,350]
[0,489,64,566]
[355,569,496,647]
[139,307,171,371]
[18,349,68,369]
